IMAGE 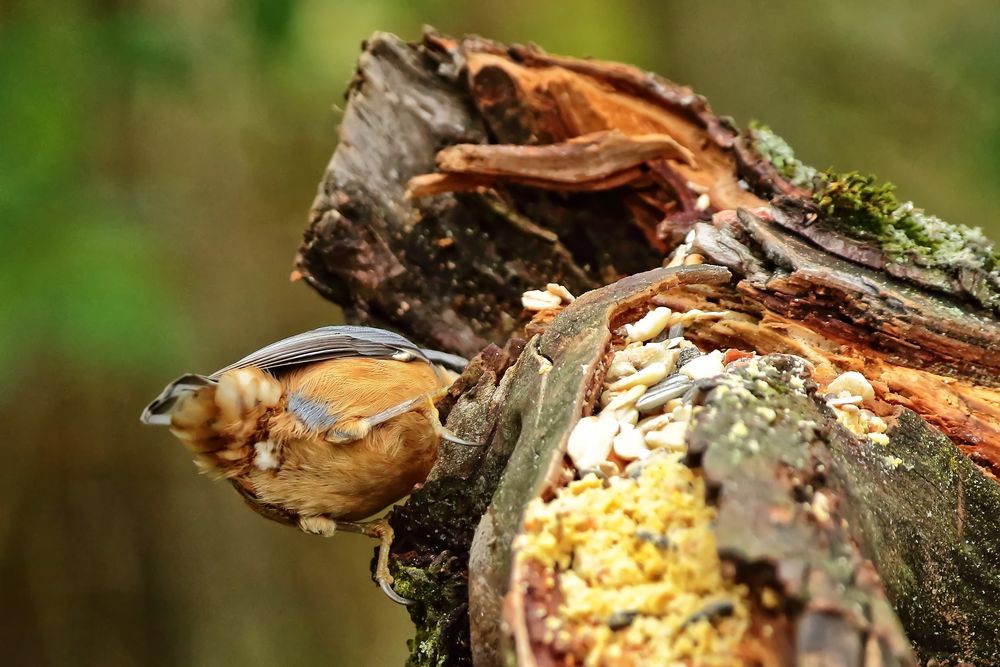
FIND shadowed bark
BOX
[297,30,1000,666]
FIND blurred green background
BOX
[2,1,997,665]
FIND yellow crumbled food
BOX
[515,456,750,666]
[830,401,889,442]
[868,432,890,446]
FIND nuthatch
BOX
[141,325,471,604]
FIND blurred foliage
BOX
[1,1,997,665]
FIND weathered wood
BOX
[297,33,603,358]
[297,30,1000,666]
[690,355,1000,665]
[674,209,1000,470]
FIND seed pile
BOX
[515,304,751,665]
[513,297,899,664]
[568,306,728,478]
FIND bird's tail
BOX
[140,374,216,425]
[142,369,282,478]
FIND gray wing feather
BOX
[209,325,428,378]
[420,349,468,373]
[141,326,469,428]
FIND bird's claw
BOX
[439,427,483,448]
[379,578,413,606]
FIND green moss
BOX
[389,474,489,666]
[748,122,818,188]
[747,123,1000,285]
[397,555,470,667]
[814,169,1000,274]
[813,170,898,235]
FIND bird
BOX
[140,325,471,604]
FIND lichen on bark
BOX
[298,29,1000,667]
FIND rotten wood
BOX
[296,30,1000,666]
[665,208,1000,470]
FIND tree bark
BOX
[296,30,1000,666]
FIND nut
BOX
[545,283,576,303]
[604,384,647,412]
[827,371,875,402]
[645,421,689,451]
[625,307,672,343]
[567,415,619,471]
[613,429,651,461]
[607,361,668,392]
[626,343,679,372]
[606,352,638,382]
[521,289,563,311]
[679,350,725,380]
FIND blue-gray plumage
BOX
[139,324,474,606]
[287,392,340,431]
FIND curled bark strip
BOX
[418,129,694,186]
[406,164,648,198]
[298,31,768,356]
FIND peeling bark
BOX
[297,30,1000,666]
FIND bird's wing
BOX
[419,348,469,374]
[141,326,471,428]
[209,326,430,378]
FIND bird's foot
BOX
[311,517,413,606]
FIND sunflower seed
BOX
[676,347,702,367]
[683,599,735,627]
[635,530,671,549]
[607,610,639,630]
[636,375,692,413]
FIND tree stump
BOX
[296,30,1000,666]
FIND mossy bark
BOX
[298,30,1000,666]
